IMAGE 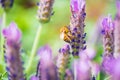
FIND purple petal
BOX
[37,45,52,61]
[112,58,120,79]
[70,0,79,12]
[59,44,70,53]
[70,0,85,12]
[65,69,74,80]
[102,15,114,31]
[75,57,91,80]
[86,48,96,59]
[2,22,21,42]
[116,0,120,10]
[30,75,39,80]
[102,55,115,74]
[79,50,90,60]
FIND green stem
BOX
[59,73,64,80]
[0,12,6,62]
[2,72,7,77]
[25,23,42,74]
[96,73,100,80]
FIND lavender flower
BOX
[69,0,86,56]
[112,58,120,80]
[102,15,114,56]
[102,57,120,79]
[64,69,74,80]
[30,75,39,80]
[82,48,96,60]
[37,45,52,63]
[37,0,54,23]
[70,0,85,13]
[56,44,71,80]
[101,15,115,76]
[0,0,14,10]
[102,55,115,75]
[2,22,21,43]
[75,51,91,80]
[116,0,120,16]
[2,22,25,80]
[114,0,120,57]
[36,45,58,80]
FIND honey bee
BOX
[60,26,73,43]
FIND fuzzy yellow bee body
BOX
[60,26,73,43]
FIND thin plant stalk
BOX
[26,23,42,74]
[96,73,100,80]
[60,73,64,80]
[0,12,6,62]
[26,0,54,74]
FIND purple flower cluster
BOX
[101,1,120,79]
[102,15,114,56]
[37,0,54,23]
[31,45,58,80]
[57,44,71,79]
[69,0,86,56]
[116,0,120,17]
[114,0,120,57]
[102,56,120,79]
[58,0,100,80]
[102,55,115,75]
[64,69,74,80]
[101,15,115,77]
[2,22,25,80]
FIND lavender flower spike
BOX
[2,22,21,43]
[30,75,39,80]
[0,0,14,10]
[116,0,120,16]
[57,44,71,80]
[37,0,54,23]
[102,55,115,76]
[37,45,52,63]
[70,0,86,56]
[101,15,115,75]
[76,52,91,80]
[114,0,120,57]
[65,69,74,80]
[70,0,85,13]
[102,15,114,56]
[36,45,58,80]
[112,58,120,80]
[2,22,25,80]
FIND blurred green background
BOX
[0,0,116,79]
